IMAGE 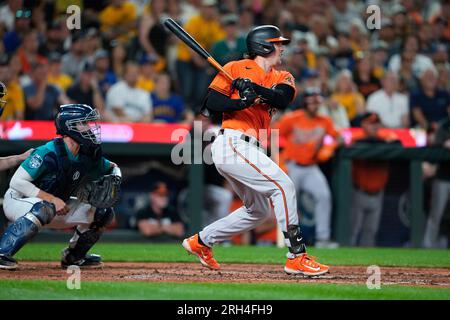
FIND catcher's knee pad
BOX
[90,207,114,230]
[0,201,55,257]
[283,224,307,255]
[29,201,57,226]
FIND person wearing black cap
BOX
[61,32,87,79]
[47,52,73,92]
[350,112,400,247]
[66,61,107,120]
[135,182,185,238]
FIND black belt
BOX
[219,129,261,148]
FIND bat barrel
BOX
[163,18,210,60]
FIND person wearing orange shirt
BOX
[275,87,341,248]
[350,112,400,247]
[182,25,329,277]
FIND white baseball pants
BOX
[3,188,95,244]
[199,129,298,247]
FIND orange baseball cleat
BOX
[182,234,220,270]
[284,253,329,276]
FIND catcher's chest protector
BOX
[37,138,97,201]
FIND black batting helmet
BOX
[246,25,290,57]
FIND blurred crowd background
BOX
[1,0,450,248]
[0,0,449,129]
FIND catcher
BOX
[0,104,122,270]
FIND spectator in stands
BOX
[38,19,65,56]
[0,55,24,121]
[423,115,450,248]
[106,61,152,123]
[410,68,450,130]
[371,41,389,79]
[0,0,23,32]
[331,69,365,124]
[67,61,107,119]
[398,50,420,93]
[366,71,410,128]
[211,14,246,66]
[93,49,117,98]
[2,7,31,54]
[319,98,350,129]
[17,30,47,75]
[275,87,342,248]
[24,62,69,120]
[99,0,137,44]
[388,35,436,78]
[138,0,170,73]
[331,0,362,34]
[151,73,189,123]
[330,32,355,71]
[176,0,225,109]
[83,28,102,63]
[111,41,127,79]
[47,52,73,92]
[136,182,185,238]
[136,54,157,93]
[61,32,87,80]
[350,113,400,247]
[353,53,381,99]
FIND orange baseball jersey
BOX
[351,131,398,193]
[274,110,339,166]
[209,59,296,139]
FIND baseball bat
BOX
[164,18,234,82]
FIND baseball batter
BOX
[182,25,329,276]
[0,104,122,270]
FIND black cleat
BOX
[61,248,103,269]
[0,254,18,270]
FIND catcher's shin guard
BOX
[283,225,307,255]
[0,201,56,257]
[62,208,114,266]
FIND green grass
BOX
[1,243,448,300]
[0,280,449,300]
[15,243,450,268]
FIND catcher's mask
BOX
[55,104,101,146]
[0,81,6,117]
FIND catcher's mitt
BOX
[77,174,121,209]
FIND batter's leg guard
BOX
[0,201,56,269]
[283,224,307,255]
[61,208,114,268]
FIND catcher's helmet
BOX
[0,81,7,117]
[55,104,101,146]
[246,25,290,57]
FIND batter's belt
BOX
[218,128,261,148]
